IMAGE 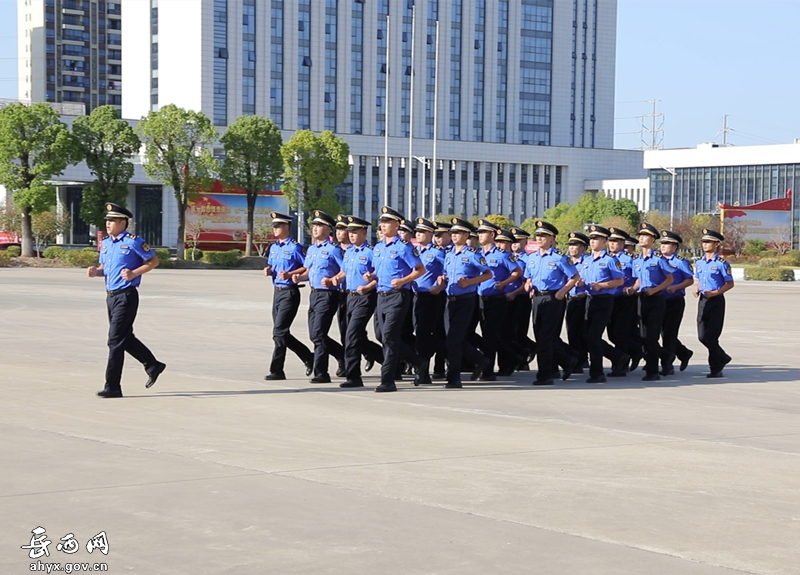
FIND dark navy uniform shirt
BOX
[303,238,343,290]
[266,238,306,288]
[580,250,624,296]
[662,253,694,299]
[414,243,446,293]
[443,246,490,296]
[478,245,521,296]
[342,242,373,292]
[632,251,674,292]
[694,254,733,293]
[99,231,154,292]
[568,254,590,297]
[523,247,578,291]
[372,235,423,292]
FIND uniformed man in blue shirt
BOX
[365,206,425,392]
[565,231,590,373]
[578,225,628,383]
[607,227,642,374]
[333,215,352,376]
[412,217,447,386]
[509,227,536,366]
[398,218,418,373]
[290,211,345,383]
[440,218,492,388]
[431,221,455,377]
[476,219,523,381]
[87,203,165,398]
[264,212,314,381]
[659,230,695,375]
[630,222,674,381]
[495,228,531,375]
[694,228,734,378]
[523,221,580,385]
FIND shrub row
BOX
[43,246,67,259]
[185,248,204,261]
[202,249,242,267]
[64,248,99,267]
[744,268,795,281]
[154,248,174,268]
[0,250,11,266]
[6,245,21,257]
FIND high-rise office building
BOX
[18,0,123,113]
[125,0,643,225]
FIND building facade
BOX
[124,0,644,229]
[18,0,123,113]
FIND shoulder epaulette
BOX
[434,244,444,251]
[718,255,726,262]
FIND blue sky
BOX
[1,0,798,150]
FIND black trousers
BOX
[376,290,419,386]
[661,296,691,369]
[308,290,344,377]
[336,288,348,347]
[609,295,641,360]
[532,294,572,382]
[637,292,665,376]
[445,294,486,385]
[270,287,313,375]
[344,291,382,382]
[585,295,622,378]
[498,294,532,372]
[414,291,447,377]
[565,296,588,365]
[480,295,508,375]
[510,293,536,357]
[697,294,728,372]
[105,288,158,392]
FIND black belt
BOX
[107,287,136,297]
[447,293,475,302]
[639,291,664,297]
[274,285,299,292]
[566,293,587,300]
[533,290,559,296]
[310,287,336,292]
[348,290,373,296]
[588,294,613,299]
[480,294,506,301]
[377,289,402,296]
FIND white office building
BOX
[123,0,644,227]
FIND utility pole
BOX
[720,114,733,146]
[639,99,664,150]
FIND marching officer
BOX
[523,220,580,386]
[565,231,590,373]
[476,219,523,380]
[412,217,447,386]
[577,225,628,383]
[264,212,314,381]
[659,230,695,375]
[398,218,417,373]
[495,228,531,375]
[366,206,425,392]
[431,221,455,378]
[629,222,674,382]
[336,216,383,388]
[607,227,642,374]
[290,211,345,383]
[694,228,734,378]
[87,203,165,398]
[440,218,492,388]
[509,227,536,365]
[334,214,352,376]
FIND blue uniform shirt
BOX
[303,238,343,290]
[632,251,674,292]
[342,242,373,292]
[372,235,423,292]
[694,254,733,293]
[478,245,520,296]
[611,251,636,295]
[99,231,154,292]
[414,243,446,293]
[506,252,529,293]
[580,250,624,296]
[662,253,694,299]
[337,243,351,290]
[267,238,306,288]
[568,254,590,297]
[444,246,490,296]
[523,247,578,291]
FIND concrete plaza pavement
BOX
[1,268,799,574]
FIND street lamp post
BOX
[412,155,428,215]
[662,166,677,229]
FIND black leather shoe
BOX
[310,374,332,384]
[497,368,515,377]
[97,388,123,398]
[265,373,286,381]
[145,362,166,389]
[374,383,398,393]
[444,382,463,389]
[562,355,580,381]
[340,380,364,388]
[707,371,724,378]
[432,372,446,380]
[722,354,732,368]
[607,370,627,378]
[414,374,433,386]
[304,361,313,376]
[642,373,661,382]
[364,358,375,372]
[533,378,554,386]
[471,358,490,381]
[661,367,675,377]
[586,375,607,384]
[629,352,642,372]
[679,350,693,371]
[612,354,630,376]
[335,363,346,378]
[479,373,497,382]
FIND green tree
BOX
[72,105,141,228]
[219,115,283,256]
[484,214,516,229]
[0,103,78,256]
[31,206,71,253]
[281,130,350,220]
[136,104,217,259]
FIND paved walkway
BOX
[1,268,799,574]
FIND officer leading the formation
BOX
[87,203,166,398]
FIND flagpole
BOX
[407,5,415,217]
[383,15,391,206]
[430,20,439,219]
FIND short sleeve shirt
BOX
[694,254,733,293]
[267,238,306,288]
[414,243,446,293]
[478,245,521,296]
[523,247,578,291]
[662,253,694,299]
[580,250,624,296]
[444,246,490,296]
[342,242,374,291]
[99,231,154,291]
[632,252,674,292]
[372,235,423,292]
[303,239,343,290]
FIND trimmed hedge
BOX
[202,249,242,267]
[154,248,174,268]
[6,245,21,257]
[744,268,795,281]
[0,251,11,266]
[758,258,780,268]
[778,251,800,267]
[185,247,204,261]
[43,246,67,259]
[64,249,99,268]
